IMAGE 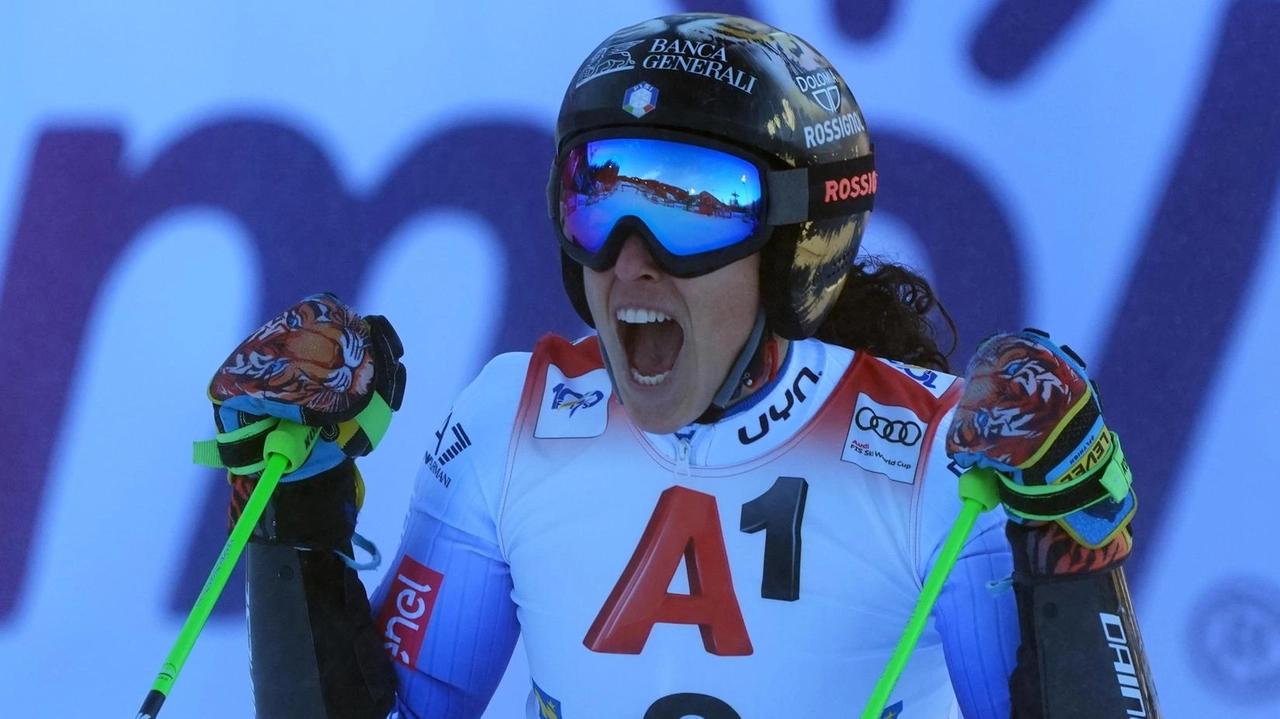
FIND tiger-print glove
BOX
[945,329,1136,567]
[197,292,406,483]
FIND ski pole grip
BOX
[958,466,1002,511]
[262,421,320,474]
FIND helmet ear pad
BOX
[561,249,596,328]
[760,213,868,340]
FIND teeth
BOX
[616,308,672,324]
[631,367,670,386]
[616,308,674,386]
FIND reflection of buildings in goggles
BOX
[566,158,761,220]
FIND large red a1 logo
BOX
[584,479,809,656]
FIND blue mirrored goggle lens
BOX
[558,138,764,258]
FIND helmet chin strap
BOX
[695,307,768,424]
[596,308,772,427]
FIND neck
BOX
[736,333,787,404]
[695,311,790,424]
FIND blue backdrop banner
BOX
[1,1,1276,715]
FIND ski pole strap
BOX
[346,391,395,453]
[959,465,1003,511]
[192,416,280,475]
[263,424,321,473]
[192,392,395,475]
[997,432,1133,522]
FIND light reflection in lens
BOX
[560,138,763,256]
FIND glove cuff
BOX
[1007,520,1132,582]
[229,459,361,551]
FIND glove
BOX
[194,292,406,551]
[197,292,406,479]
[945,329,1136,557]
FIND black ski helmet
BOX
[551,13,876,339]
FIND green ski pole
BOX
[136,420,319,718]
[859,467,1001,719]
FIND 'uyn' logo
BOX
[738,367,820,445]
[551,382,605,417]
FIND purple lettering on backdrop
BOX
[675,0,1074,59]
[832,0,895,41]
[970,0,1099,81]
[677,0,754,18]
[673,1,1095,81]
[1096,0,1280,577]
[869,133,1023,362]
[0,120,581,618]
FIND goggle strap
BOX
[766,153,877,226]
[766,168,811,225]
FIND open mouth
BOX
[616,308,685,386]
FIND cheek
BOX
[717,260,760,325]
[713,298,758,346]
[582,270,610,319]
[690,263,760,348]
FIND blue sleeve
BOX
[372,512,521,719]
[369,352,531,719]
[929,521,1019,719]
[912,401,1019,718]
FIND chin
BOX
[619,386,699,434]
[628,411,690,435]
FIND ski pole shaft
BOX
[860,468,1000,719]
[136,421,318,718]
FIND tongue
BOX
[629,321,683,377]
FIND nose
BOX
[613,234,662,282]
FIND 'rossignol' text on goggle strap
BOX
[765,153,877,226]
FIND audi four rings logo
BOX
[855,407,923,445]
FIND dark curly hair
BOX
[812,258,957,372]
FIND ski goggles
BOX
[550,129,878,277]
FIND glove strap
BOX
[998,431,1133,521]
[343,391,394,457]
